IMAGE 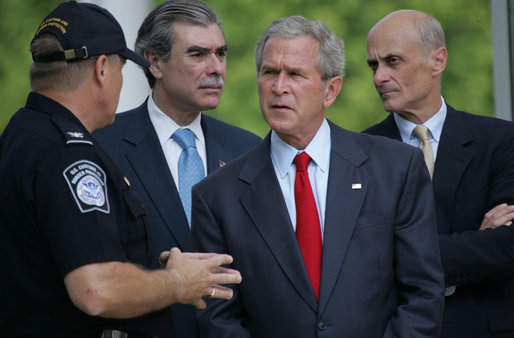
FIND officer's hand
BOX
[164,247,242,309]
[159,251,170,268]
[159,250,223,267]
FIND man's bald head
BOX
[368,10,445,57]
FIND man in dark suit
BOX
[364,10,514,337]
[191,15,444,337]
[94,1,260,337]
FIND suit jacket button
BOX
[318,321,328,330]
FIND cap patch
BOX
[31,1,150,67]
[63,160,110,214]
[36,17,69,36]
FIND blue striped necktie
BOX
[172,128,205,226]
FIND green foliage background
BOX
[0,0,493,136]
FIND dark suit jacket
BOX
[191,121,444,337]
[364,104,514,337]
[93,100,261,338]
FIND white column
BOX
[491,0,513,121]
[82,0,152,113]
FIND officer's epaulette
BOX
[51,115,93,146]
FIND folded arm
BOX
[480,203,514,230]
[440,127,514,286]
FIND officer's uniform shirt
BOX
[0,92,171,336]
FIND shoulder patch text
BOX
[63,160,110,214]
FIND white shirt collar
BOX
[270,119,331,178]
[394,96,447,143]
[147,92,205,147]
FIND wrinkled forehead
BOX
[261,35,319,66]
[367,11,425,45]
[172,22,226,49]
[367,22,421,55]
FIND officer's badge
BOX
[63,160,110,214]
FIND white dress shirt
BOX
[147,93,207,189]
[393,96,447,162]
[270,119,331,240]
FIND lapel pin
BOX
[124,176,131,187]
[219,160,226,168]
[352,183,362,190]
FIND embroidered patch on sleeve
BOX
[63,160,110,214]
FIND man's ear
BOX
[432,47,447,77]
[144,50,163,80]
[94,55,109,87]
[323,76,343,109]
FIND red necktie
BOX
[294,152,322,300]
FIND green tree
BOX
[206,0,493,137]
[0,0,494,136]
[0,0,63,131]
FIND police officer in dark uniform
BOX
[0,2,241,337]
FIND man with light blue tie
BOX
[173,128,205,224]
[93,1,261,337]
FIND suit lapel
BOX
[432,105,473,234]
[239,135,319,311]
[124,109,191,250]
[374,114,402,141]
[202,115,231,173]
[371,109,474,234]
[239,127,370,313]
[318,123,369,315]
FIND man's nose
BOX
[373,64,389,87]
[206,53,225,75]
[272,72,290,95]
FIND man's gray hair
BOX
[414,13,446,56]
[255,16,345,82]
[29,34,120,92]
[135,0,222,88]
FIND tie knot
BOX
[172,128,196,149]
[413,125,430,142]
[294,152,311,172]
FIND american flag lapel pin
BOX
[219,160,226,168]
[352,183,362,190]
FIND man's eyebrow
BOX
[380,53,400,60]
[187,46,209,54]
[260,64,277,71]
[367,59,376,66]
[186,45,228,54]
[285,65,303,74]
[366,53,400,64]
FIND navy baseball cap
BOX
[31,1,150,67]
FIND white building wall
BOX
[491,0,513,121]
[81,0,152,113]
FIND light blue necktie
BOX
[172,128,205,226]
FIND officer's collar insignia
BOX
[63,160,110,214]
[51,116,93,146]
[67,131,84,138]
